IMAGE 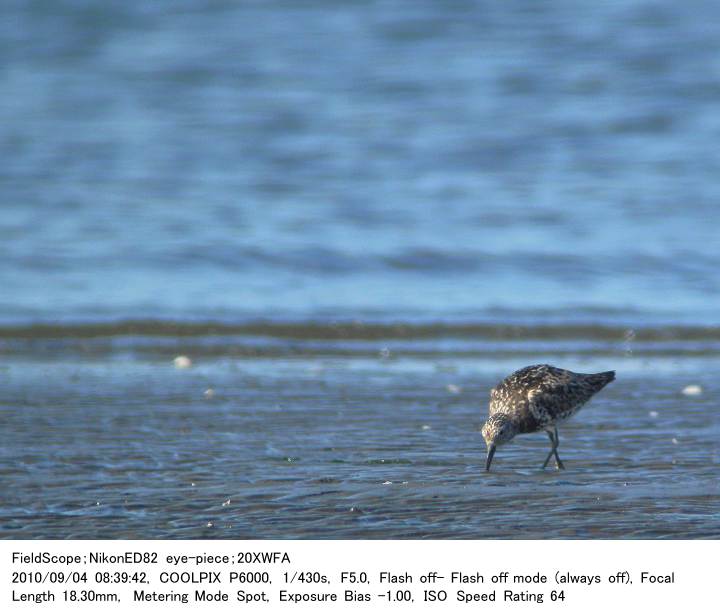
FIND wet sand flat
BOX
[1,323,718,539]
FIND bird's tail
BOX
[586,370,615,392]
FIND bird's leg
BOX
[552,427,565,470]
[541,427,566,470]
[541,430,556,469]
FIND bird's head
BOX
[481,414,518,471]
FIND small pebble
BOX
[174,355,192,369]
[682,384,702,396]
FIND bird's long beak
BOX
[485,444,496,472]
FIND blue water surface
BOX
[1,0,719,325]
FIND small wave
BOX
[0,319,718,342]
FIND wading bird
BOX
[482,364,615,471]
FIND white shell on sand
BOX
[681,384,702,396]
[173,355,192,369]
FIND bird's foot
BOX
[541,452,565,470]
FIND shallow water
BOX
[1,1,720,538]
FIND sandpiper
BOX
[482,364,615,471]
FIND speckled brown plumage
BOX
[482,364,615,471]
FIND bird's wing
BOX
[526,376,593,414]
